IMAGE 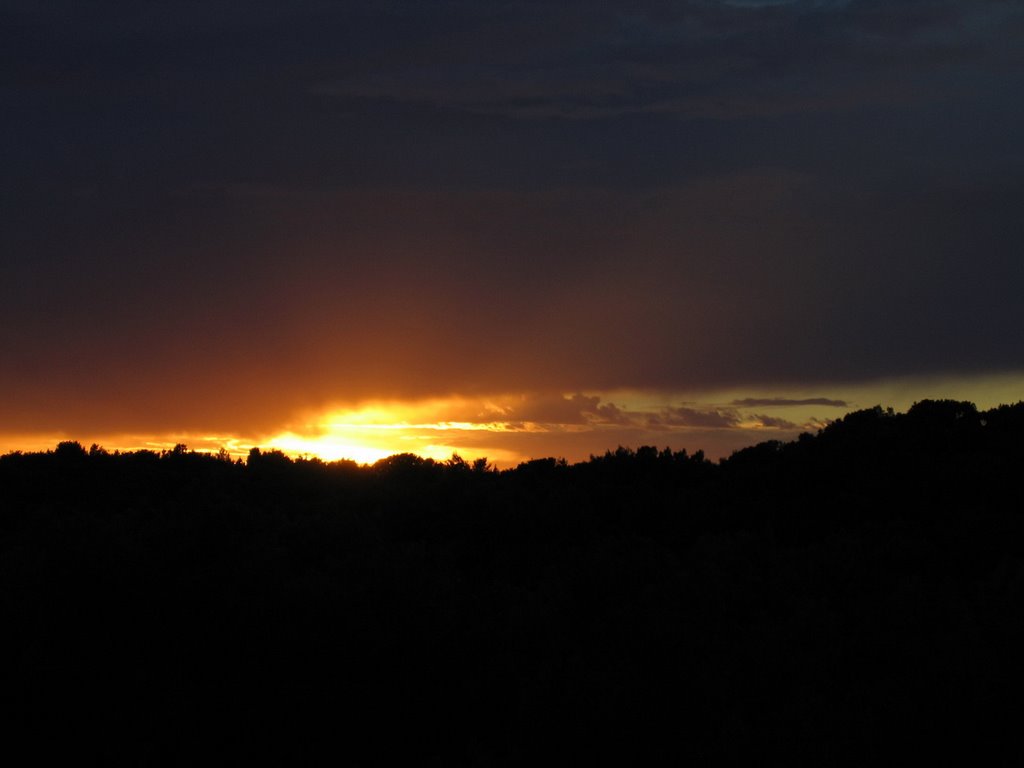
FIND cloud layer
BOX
[2,1,1022,445]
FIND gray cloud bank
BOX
[488,393,808,434]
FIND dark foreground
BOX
[4,400,1024,764]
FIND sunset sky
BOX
[3,0,1023,464]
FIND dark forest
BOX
[5,399,1024,764]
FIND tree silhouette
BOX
[4,400,1024,763]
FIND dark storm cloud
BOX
[2,0,1023,435]
[315,0,1022,122]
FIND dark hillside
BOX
[4,400,1024,764]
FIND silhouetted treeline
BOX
[4,400,1024,764]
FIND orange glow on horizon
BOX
[264,399,539,465]
[4,373,1019,466]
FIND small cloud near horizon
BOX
[731,397,850,408]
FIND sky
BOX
[3,0,1023,464]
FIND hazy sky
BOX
[3,0,1023,462]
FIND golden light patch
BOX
[265,399,528,464]
[265,433,395,464]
